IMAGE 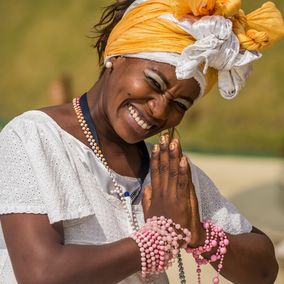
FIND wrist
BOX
[185,220,229,283]
[130,216,192,278]
[186,222,207,248]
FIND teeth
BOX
[142,123,148,129]
[128,105,151,130]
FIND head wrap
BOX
[104,0,284,99]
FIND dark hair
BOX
[92,0,136,67]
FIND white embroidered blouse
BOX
[0,111,252,283]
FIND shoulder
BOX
[0,110,63,144]
[190,161,216,187]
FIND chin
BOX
[114,126,150,144]
[119,132,146,144]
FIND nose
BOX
[147,95,170,121]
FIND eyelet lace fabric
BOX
[0,111,251,283]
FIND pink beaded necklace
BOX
[72,95,187,283]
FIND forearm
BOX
[1,214,142,284]
[207,229,278,284]
[17,238,141,284]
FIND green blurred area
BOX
[0,0,284,156]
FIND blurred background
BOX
[0,0,283,283]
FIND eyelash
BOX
[146,76,163,92]
[173,101,188,112]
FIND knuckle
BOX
[169,150,178,159]
[150,168,159,176]
[160,143,168,152]
[169,169,178,178]
[178,180,188,189]
[159,163,169,173]
[179,168,187,175]
[151,152,159,159]
[151,151,159,159]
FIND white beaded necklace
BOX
[73,97,139,232]
[73,96,186,283]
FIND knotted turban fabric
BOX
[104,0,284,99]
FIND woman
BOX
[0,0,283,283]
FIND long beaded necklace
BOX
[72,94,186,283]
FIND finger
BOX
[187,181,203,246]
[159,134,170,195]
[185,155,193,184]
[168,140,180,200]
[150,144,160,198]
[185,158,201,223]
[189,182,201,222]
[172,138,182,160]
[177,156,190,200]
[142,185,152,216]
[176,138,182,159]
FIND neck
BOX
[87,78,132,151]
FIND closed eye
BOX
[146,76,162,92]
[144,69,167,93]
[173,98,192,112]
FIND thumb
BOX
[142,185,152,215]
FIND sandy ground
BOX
[167,154,284,284]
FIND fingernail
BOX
[160,135,165,144]
[173,138,179,145]
[169,142,175,151]
[180,156,187,167]
[152,144,159,152]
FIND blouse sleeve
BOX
[190,162,252,235]
[0,119,47,215]
[0,113,96,223]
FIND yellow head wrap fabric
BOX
[104,0,284,99]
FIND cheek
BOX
[125,76,152,98]
[164,111,184,129]
[145,112,183,139]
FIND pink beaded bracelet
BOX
[186,220,229,284]
[131,216,191,278]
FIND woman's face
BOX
[100,57,200,144]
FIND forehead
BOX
[123,57,201,100]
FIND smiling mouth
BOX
[127,104,152,130]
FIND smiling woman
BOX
[90,57,200,145]
[0,0,283,284]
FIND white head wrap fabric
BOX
[104,0,284,99]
